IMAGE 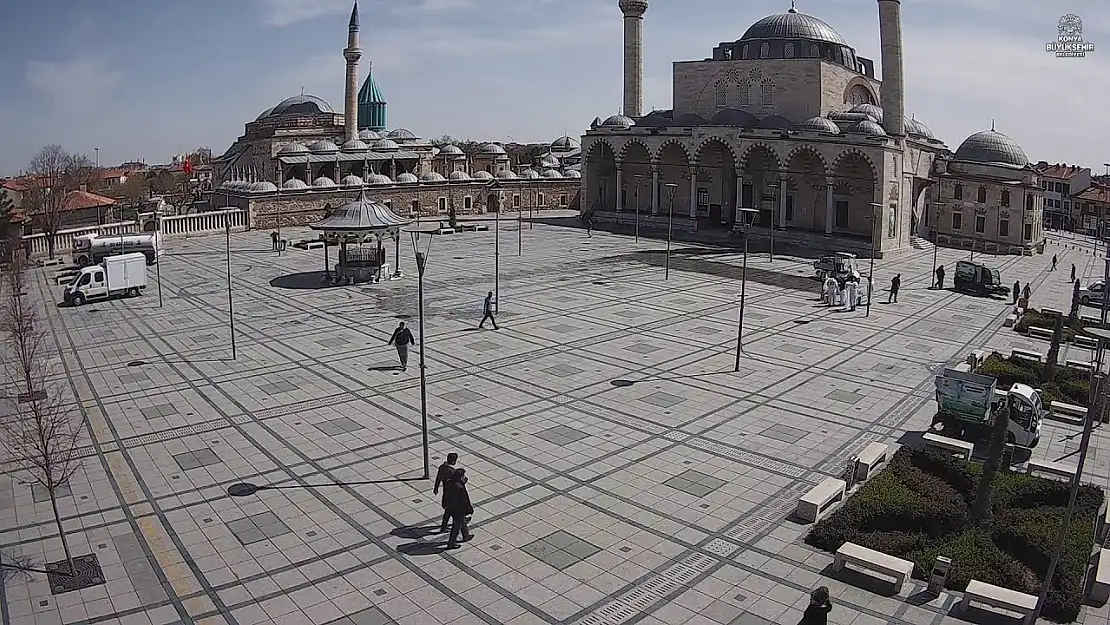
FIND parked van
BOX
[63,253,148,306]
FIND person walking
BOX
[1052,254,1058,271]
[443,468,474,549]
[271,231,280,251]
[800,586,833,625]
[586,215,594,238]
[888,274,901,304]
[1071,263,1077,282]
[478,291,498,330]
[433,453,459,533]
[387,321,415,371]
[846,274,859,312]
[935,265,946,290]
[1012,280,1020,305]
[1023,283,1032,303]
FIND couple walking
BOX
[433,453,474,549]
[386,290,499,371]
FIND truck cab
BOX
[934,367,1042,448]
[63,253,147,306]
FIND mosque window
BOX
[952,212,963,230]
[1001,190,1011,207]
[761,82,774,107]
[513,194,521,208]
[784,43,795,59]
[438,197,447,213]
[464,196,473,210]
[560,194,568,206]
[538,192,546,206]
[999,217,1010,237]
[953,183,963,200]
[974,214,985,234]
[977,187,987,203]
[715,82,728,108]
[760,42,770,58]
[741,44,749,59]
[738,82,751,107]
[810,44,820,57]
[410,199,420,215]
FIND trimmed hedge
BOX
[805,447,1102,622]
[1014,309,1093,343]
[979,352,1090,407]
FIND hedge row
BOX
[805,447,1102,622]
[979,352,1090,407]
[1014,309,1093,343]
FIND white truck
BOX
[933,366,1043,448]
[63,253,147,306]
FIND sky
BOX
[0,0,1107,176]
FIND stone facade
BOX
[927,164,1045,255]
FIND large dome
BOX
[739,9,848,46]
[953,129,1029,168]
[265,94,334,118]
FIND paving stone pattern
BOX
[4,226,1110,625]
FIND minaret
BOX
[877,0,905,136]
[343,1,362,142]
[619,0,648,119]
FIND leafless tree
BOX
[23,145,94,259]
[0,549,40,585]
[0,257,86,575]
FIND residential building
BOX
[1033,162,1091,230]
[1073,184,1110,237]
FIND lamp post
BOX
[94,148,101,229]
[931,201,942,288]
[409,228,435,480]
[634,174,643,243]
[226,214,237,360]
[664,183,679,280]
[489,180,501,312]
[734,207,761,371]
[867,202,882,318]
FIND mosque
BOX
[212,2,581,229]
[581,0,1046,256]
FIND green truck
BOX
[933,365,1043,448]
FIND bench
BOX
[922,432,974,460]
[1100,504,1110,544]
[1048,401,1087,425]
[960,579,1037,621]
[1074,334,1099,349]
[1026,457,1078,480]
[1066,359,1094,372]
[302,240,325,250]
[832,542,915,594]
[435,227,456,235]
[854,442,890,483]
[1004,313,1018,328]
[1041,307,1064,317]
[795,477,846,524]
[1092,549,1110,604]
[1010,348,1043,362]
[37,257,63,267]
[473,224,489,231]
[1027,326,1054,340]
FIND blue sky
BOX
[0,0,1107,175]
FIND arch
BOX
[695,138,739,228]
[737,142,782,172]
[584,139,618,162]
[760,42,770,58]
[741,44,749,59]
[618,138,652,164]
[785,42,795,59]
[619,141,653,212]
[785,146,829,231]
[809,43,820,57]
[843,78,877,106]
[584,139,618,214]
[653,139,693,166]
[694,137,739,170]
[830,149,879,236]
[830,148,877,184]
[784,146,829,173]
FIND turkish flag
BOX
[183,160,192,174]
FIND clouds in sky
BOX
[3,0,1108,175]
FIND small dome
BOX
[472,171,494,180]
[954,129,1029,168]
[312,176,337,188]
[282,178,309,190]
[847,120,887,136]
[358,129,382,141]
[739,10,848,46]
[848,103,884,123]
[341,174,365,186]
[759,115,794,130]
[421,172,446,182]
[255,106,276,121]
[477,142,507,155]
[540,153,560,168]
[551,136,580,150]
[225,180,246,191]
[601,114,635,128]
[542,169,563,179]
[496,169,519,179]
[448,170,471,181]
[828,111,873,122]
[905,117,935,139]
[396,172,419,183]
[309,140,339,153]
[521,168,541,179]
[564,170,581,179]
[249,181,278,193]
[341,139,369,152]
[798,117,841,134]
[386,128,417,140]
[278,142,309,155]
[367,173,392,184]
[709,108,759,127]
[371,138,399,150]
[438,144,464,156]
[672,113,706,127]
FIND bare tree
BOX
[0,549,40,585]
[23,145,94,259]
[0,257,86,575]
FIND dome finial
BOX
[991,118,995,131]
[789,0,797,12]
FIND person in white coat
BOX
[822,276,839,306]
[846,275,859,311]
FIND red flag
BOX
[183,160,192,174]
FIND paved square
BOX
[6,225,1108,625]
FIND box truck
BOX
[63,253,147,306]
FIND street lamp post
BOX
[734,207,761,371]
[867,202,882,317]
[409,229,436,480]
[664,183,679,280]
[931,201,942,288]
[226,215,237,360]
[489,180,502,312]
[517,188,522,256]
[634,174,643,243]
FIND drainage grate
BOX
[47,554,104,595]
[686,439,808,479]
[575,553,714,625]
[662,431,691,442]
[593,411,666,435]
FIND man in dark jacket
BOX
[934,265,945,290]
[888,274,900,303]
[387,321,415,371]
[1013,280,1020,305]
[443,468,474,548]
[433,453,458,533]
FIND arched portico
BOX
[694,139,737,229]
[618,141,652,217]
[784,147,828,232]
[584,141,617,213]
[738,144,781,228]
[830,151,878,237]
[656,142,692,219]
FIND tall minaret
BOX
[619,0,648,119]
[877,0,905,136]
[343,1,362,142]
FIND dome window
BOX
[761,81,774,107]
[738,82,751,107]
[760,42,770,58]
[810,44,820,57]
[742,44,749,59]
[785,43,795,58]
[715,82,728,107]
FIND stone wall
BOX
[241,180,581,230]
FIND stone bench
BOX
[1066,359,1094,372]
[1074,334,1099,349]
[1004,313,1018,328]
[854,442,889,483]
[1099,503,1110,544]
[37,257,63,267]
[472,224,489,231]
[302,240,325,250]
[922,432,974,460]
[795,477,846,524]
[1010,348,1043,362]
[435,226,456,235]
[959,579,1037,622]
[1027,326,1054,340]
[832,542,915,594]
[1041,307,1064,317]
[1048,401,1087,425]
[1026,457,1078,480]
[1092,549,1110,604]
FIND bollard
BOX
[928,556,952,595]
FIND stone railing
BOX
[159,209,246,236]
[22,221,141,257]
[22,209,248,258]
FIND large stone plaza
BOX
[3,216,1110,625]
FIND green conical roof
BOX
[358,73,386,104]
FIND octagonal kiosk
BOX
[309,190,411,285]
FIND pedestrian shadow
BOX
[391,525,440,540]
[396,541,449,556]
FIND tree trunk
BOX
[49,489,74,575]
[1044,314,1063,383]
[45,231,56,260]
[970,404,1011,524]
